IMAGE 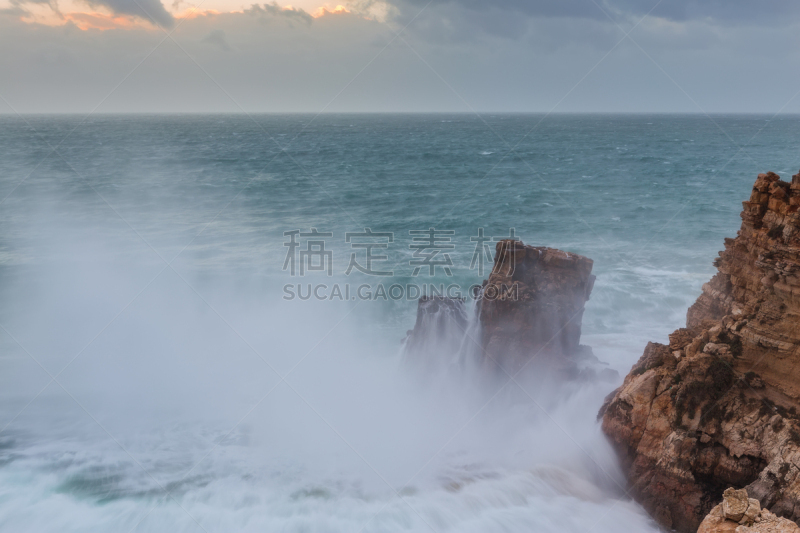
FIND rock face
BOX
[403,296,469,362]
[698,487,799,533]
[600,172,800,532]
[404,239,608,378]
[477,239,598,373]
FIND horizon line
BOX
[1,111,798,117]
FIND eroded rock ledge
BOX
[698,487,799,533]
[600,172,800,532]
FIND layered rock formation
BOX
[600,172,800,532]
[477,239,601,374]
[698,487,799,533]
[404,239,611,379]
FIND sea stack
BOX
[402,295,470,363]
[405,239,607,379]
[600,172,800,531]
[477,240,598,374]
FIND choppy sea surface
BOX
[0,114,798,532]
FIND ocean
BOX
[0,113,798,532]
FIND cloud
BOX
[84,0,175,27]
[389,0,800,27]
[201,28,230,50]
[244,2,313,24]
[65,11,141,29]
[1,0,799,114]
[1,0,60,18]
[3,0,175,27]
[311,5,350,18]
[391,0,605,24]
[614,0,800,24]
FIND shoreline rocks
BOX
[698,487,799,533]
[403,295,469,356]
[600,172,800,532]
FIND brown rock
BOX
[402,296,468,361]
[477,240,599,374]
[698,488,797,533]
[601,172,800,532]
[724,488,751,522]
[405,241,613,381]
[698,504,740,533]
[741,498,762,525]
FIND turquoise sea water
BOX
[0,114,798,532]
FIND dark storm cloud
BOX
[393,0,607,21]
[244,3,313,24]
[4,0,176,26]
[392,0,800,25]
[0,0,59,17]
[617,0,800,24]
[85,0,175,27]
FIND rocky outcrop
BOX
[600,172,800,532]
[698,487,799,533]
[403,296,469,362]
[404,240,611,378]
[477,239,600,374]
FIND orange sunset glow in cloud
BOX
[2,0,357,30]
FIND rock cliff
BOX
[600,172,800,532]
[477,239,600,374]
[404,239,610,379]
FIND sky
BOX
[1,0,800,113]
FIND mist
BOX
[0,164,658,531]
